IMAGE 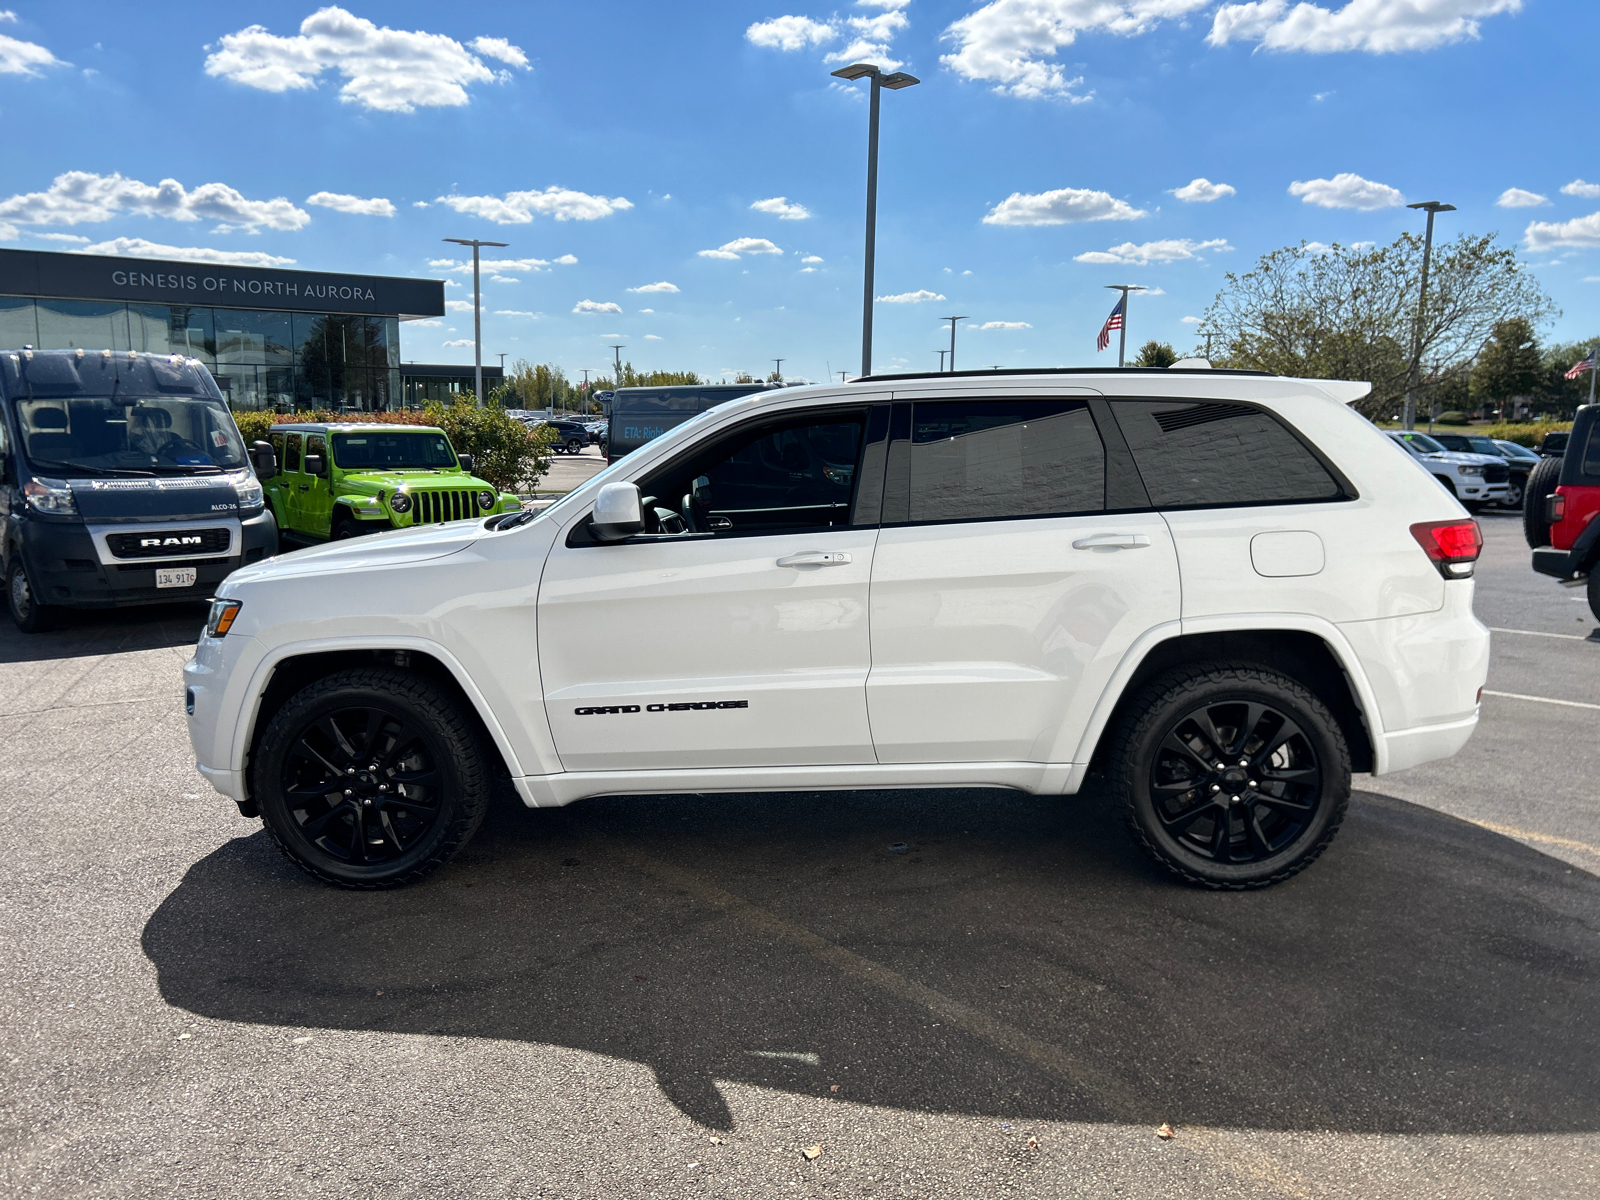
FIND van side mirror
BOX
[251,440,278,481]
[458,453,475,475]
[303,452,326,478]
[590,481,644,542]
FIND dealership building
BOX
[0,248,453,412]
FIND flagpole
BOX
[1104,284,1146,368]
[1591,344,1598,406]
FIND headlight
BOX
[1456,464,1485,476]
[389,491,411,513]
[205,598,242,638]
[235,476,263,508]
[23,476,77,515]
[477,489,496,509]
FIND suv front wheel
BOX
[253,668,491,888]
[1109,664,1350,889]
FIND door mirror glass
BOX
[590,481,644,541]
[458,452,475,475]
[251,440,278,480]
[303,452,326,478]
[690,475,712,505]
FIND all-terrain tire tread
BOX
[1524,456,1562,549]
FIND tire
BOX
[1524,456,1563,548]
[1501,478,1524,510]
[7,558,58,634]
[1109,663,1351,890]
[1588,571,1600,625]
[252,668,492,888]
[566,438,584,455]
[331,515,366,540]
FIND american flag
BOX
[1565,348,1598,380]
[1096,295,1125,352]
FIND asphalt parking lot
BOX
[2,510,1596,1198]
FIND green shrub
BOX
[1434,410,1469,425]
[228,403,553,492]
[1472,420,1570,447]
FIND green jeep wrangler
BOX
[261,422,521,542]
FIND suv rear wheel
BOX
[1524,456,1563,548]
[1109,664,1350,889]
[253,668,491,888]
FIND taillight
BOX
[1410,519,1482,579]
[1545,491,1566,524]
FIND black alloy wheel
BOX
[254,669,490,888]
[1112,664,1350,889]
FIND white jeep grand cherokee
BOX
[185,369,1489,890]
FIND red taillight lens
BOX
[1410,519,1482,578]
[1545,491,1566,524]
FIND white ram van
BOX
[185,369,1489,890]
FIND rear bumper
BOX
[1532,546,1585,580]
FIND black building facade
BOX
[0,248,445,412]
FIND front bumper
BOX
[21,509,278,609]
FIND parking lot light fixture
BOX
[943,315,967,371]
[830,62,920,378]
[443,237,509,404]
[1402,201,1455,431]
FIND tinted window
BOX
[642,414,864,534]
[1583,423,1600,480]
[333,432,455,469]
[283,433,302,473]
[1111,400,1342,508]
[906,399,1104,523]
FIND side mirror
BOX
[251,440,278,481]
[590,481,644,542]
[458,453,475,475]
[690,475,712,506]
[303,452,326,478]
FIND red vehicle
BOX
[1528,404,1600,621]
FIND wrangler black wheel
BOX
[1111,664,1350,889]
[253,669,490,888]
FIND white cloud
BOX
[976,320,1031,330]
[1181,315,1201,324]
[28,232,91,244]
[1172,178,1236,203]
[745,15,837,51]
[983,187,1146,225]
[1562,180,1600,199]
[800,267,817,273]
[801,254,824,263]
[469,36,528,67]
[1074,237,1232,265]
[554,253,578,264]
[698,237,783,259]
[639,308,655,313]
[627,281,680,293]
[435,186,631,224]
[493,310,541,317]
[490,275,519,283]
[1303,241,1334,255]
[1495,188,1547,209]
[942,0,1208,100]
[645,334,664,340]
[408,319,443,327]
[877,289,946,303]
[1207,0,1522,54]
[204,7,528,113]
[1288,173,1403,210]
[826,1,911,72]
[442,339,473,347]
[445,299,477,313]
[413,200,429,208]
[1524,213,1600,253]
[75,237,295,267]
[751,196,811,220]
[0,171,310,232]
[306,190,395,217]
[0,22,64,76]
[573,299,623,314]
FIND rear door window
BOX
[283,433,302,473]
[1110,400,1344,508]
[904,399,1105,523]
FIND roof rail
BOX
[856,366,1273,383]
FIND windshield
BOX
[1399,432,1445,453]
[332,432,457,470]
[1497,441,1538,460]
[17,395,246,474]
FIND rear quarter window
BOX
[1110,400,1345,508]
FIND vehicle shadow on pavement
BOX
[142,785,1600,1136]
[0,603,204,663]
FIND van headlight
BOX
[23,477,77,515]
[235,476,263,509]
[389,491,411,513]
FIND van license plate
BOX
[156,568,198,589]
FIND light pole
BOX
[579,369,591,418]
[935,349,946,372]
[611,343,625,390]
[1104,285,1146,368]
[442,237,508,404]
[1402,201,1455,430]
[831,62,920,378]
[942,315,967,371]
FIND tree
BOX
[1531,336,1600,418]
[1469,317,1542,419]
[1202,233,1554,419]
[1132,340,1177,368]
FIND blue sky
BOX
[0,1,1595,381]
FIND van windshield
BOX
[17,395,247,475]
[332,431,457,470]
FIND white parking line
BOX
[1482,689,1600,711]
[1488,627,1589,641]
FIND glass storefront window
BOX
[383,318,400,369]
[0,298,37,350]
[127,304,217,362]
[215,309,291,366]
[36,300,130,352]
